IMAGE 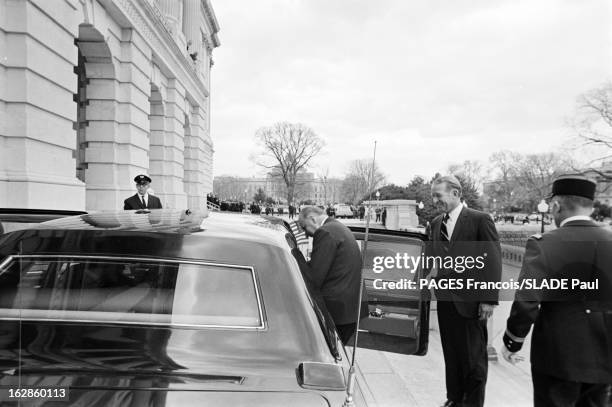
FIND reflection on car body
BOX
[0,209,430,406]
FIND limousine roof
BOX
[0,209,294,251]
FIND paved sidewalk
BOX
[354,264,535,407]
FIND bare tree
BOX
[568,81,612,181]
[341,159,386,204]
[253,122,324,204]
[488,151,521,210]
[448,160,485,191]
[513,153,574,209]
[485,151,575,211]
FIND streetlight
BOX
[375,191,381,222]
[537,199,549,233]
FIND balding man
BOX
[298,206,362,343]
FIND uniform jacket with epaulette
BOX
[505,219,612,383]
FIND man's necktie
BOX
[141,195,146,208]
[440,213,450,244]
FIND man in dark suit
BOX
[430,175,502,407]
[123,174,163,210]
[298,206,362,343]
[502,174,612,406]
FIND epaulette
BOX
[530,233,543,240]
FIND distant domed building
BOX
[0,0,220,210]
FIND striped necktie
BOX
[141,195,146,208]
[440,213,450,243]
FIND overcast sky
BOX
[210,0,611,185]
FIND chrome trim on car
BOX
[0,254,266,330]
[0,256,13,272]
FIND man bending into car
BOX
[298,206,362,343]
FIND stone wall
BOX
[0,0,219,211]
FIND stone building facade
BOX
[0,0,219,210]
[213,172,344,205]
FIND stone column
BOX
[199,102,214,194]
[184,132,197,206]
[148,85,166,205]
[184,105,210,209]
[150,78,187,208]
[0,0,85,209]
[183,0,201,60]
[83,29,152,210]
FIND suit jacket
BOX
[305,218,363,325]
[123,194,163,210]
[506,220,612,383]
[430,206,502,318]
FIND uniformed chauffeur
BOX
[501,174,612,406]
[123,174,163,210]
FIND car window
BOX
[0,256,263,329]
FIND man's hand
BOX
[501,346,524,365]
[478,303,495,320]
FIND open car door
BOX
[348,226,430,356]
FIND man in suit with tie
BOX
[430,175,502,407]
[297,206,362,344]
[123,174,163,210]
[502,174,612,406]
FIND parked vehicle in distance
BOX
[0,209,430,406]
[527,213,540,222]
[528,212,552,225]
[334,204,354,219]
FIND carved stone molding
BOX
[201,0,220,47]
[115,0,208,99]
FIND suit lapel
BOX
[135,194,146,209]
[433,217,442,242]
[449,207,467,247]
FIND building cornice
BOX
[201,0,220,50]
[112,0,209,99]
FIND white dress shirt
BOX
[560,215,592,227]
[319,215,329,227]
[444,203,464,241]
[139,192,149,207]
